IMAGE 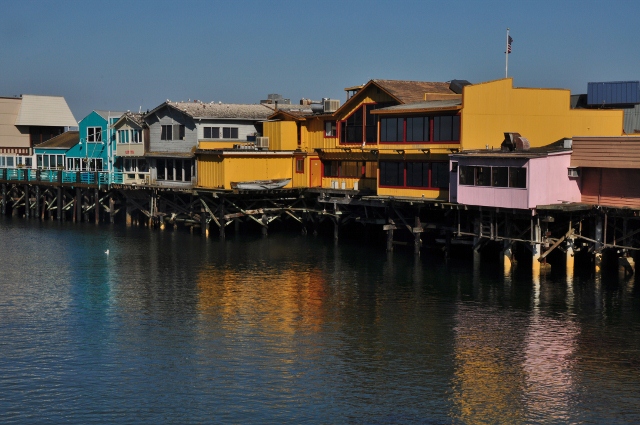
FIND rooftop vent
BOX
[501,132,530,152]
[323,99,340,113]
[449,80,472,94]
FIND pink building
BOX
[449,137,580,210]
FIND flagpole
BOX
[505,28,510,78]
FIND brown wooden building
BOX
[571,136,640,208]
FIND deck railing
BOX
[0,168,119,186]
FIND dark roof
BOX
[34,131,79,149]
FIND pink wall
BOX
[451,151,579,210]
[527,153,580,208]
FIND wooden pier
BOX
[1,169,638,277]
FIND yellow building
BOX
[201,78,624,198]
[460,78,624,151]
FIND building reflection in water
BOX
[450,273,579,424]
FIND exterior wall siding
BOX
[452,152,579,209]
[197,155,293,190]
[147,108,197,153]
[581,167,640,208]
[263,121,297,150]
[571,136,640,168]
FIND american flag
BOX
[507,36,513,54]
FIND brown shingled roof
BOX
[372,80,455,103]
[34,131,79,149]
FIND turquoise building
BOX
[65,111,123,172]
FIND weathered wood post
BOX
[1,183,6,216]
[333,201,340,242]
[75,187,82,223]
[201,206,208,237]
[532,216,541,278]
[34,185,40,220]
[219,202,226,239]
[24,184,29,218]
[261,214,268,237]
[594,215,603,274]
[109,195,115,224]
[57,186,62,221]
[503,216,514,272]
[94,188,100,224]
[413,216,422,256]
[385,219,396,252]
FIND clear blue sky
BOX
[2,0,639,121]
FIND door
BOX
[310,158,322,187]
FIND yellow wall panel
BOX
[263,121,298,151]
[461,79,624,151]
[377,187,447,200]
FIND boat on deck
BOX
[230,178,291,191]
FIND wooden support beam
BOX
[24,184,29,218]
[94,189,100,224]
[538,229,573,262]
[57,187,62,221]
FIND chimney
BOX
[501,132,530,151]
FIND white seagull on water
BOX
[105,249,110,255]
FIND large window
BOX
[379,161,449,189]
[156,159,194,182]
[87,127,102,143]
[322,161,377,178]
[36,154,65,170]
[203,127,220,139]
[118,129,142,143]
[380,115,459,143]
[459,165,527,188]
[222,127,239,139]
[161,124,185,141]
[340,103,391,145]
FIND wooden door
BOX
[310,158,322,187]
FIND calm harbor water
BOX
[0,218,639,424]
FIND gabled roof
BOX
[34,131,79,149]
[332,79,457,119]
[372,79,456,104]
[148,101,273,120]
[113,112,145,128]
[14,95,77,127]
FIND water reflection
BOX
[2,219,640,423]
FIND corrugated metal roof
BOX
[15,95,77,127]
[34,131,79,149]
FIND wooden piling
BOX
[57,187,62,221]
[94,189,100,224]
[24,184,29,219]
[1,183,6,216]
[75,188,82,223]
